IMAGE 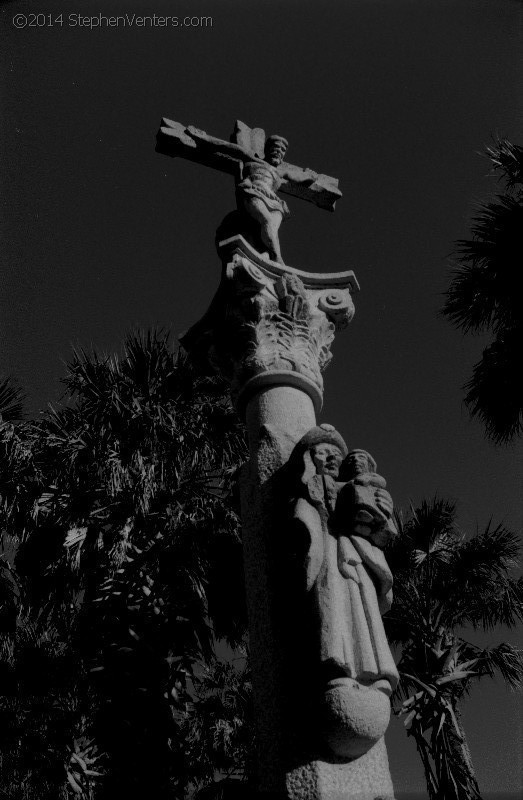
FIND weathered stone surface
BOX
[286,737,395,800]
[157,117,398,799]
[156,118,342,263]
[321,678,391,758]
[238,417,399,798]
[284,426,399,757]
[180,236,357,415]
[240,386,318,794]
[177,239,397,797]
[156,118,342,210]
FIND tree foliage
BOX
[0,378,25,424]
[385,498,523,800]
[2,339,522,800]
[182,655,254,795]
[0,331,249,799]
[442,138,523,443]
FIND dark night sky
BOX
[1,0,522,793]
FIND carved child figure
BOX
[338,449,398,548]
[288,426,399,758]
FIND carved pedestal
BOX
[182,237,396,800]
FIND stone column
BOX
[182,236,396,800]
[241,385,316,796]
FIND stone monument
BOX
[157,118,399,799]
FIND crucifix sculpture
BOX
[156,118,341,263]
[157,117,398,800]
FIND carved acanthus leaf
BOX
[180,238,356,412]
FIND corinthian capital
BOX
[180,236,359,414]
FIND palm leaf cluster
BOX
[0,378,25,424]
[0,537,101,800]
[0,331,249,799]
[385,498,523,800]
[442,138,523,443]
[182,655,253,796]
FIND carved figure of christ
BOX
[156,118,342,263]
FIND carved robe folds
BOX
[288,427,399,760]
[294,494,398,692]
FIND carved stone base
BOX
[286,738,395,800]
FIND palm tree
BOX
[9,329,248,798]
[442,138,523,444]
[385,498,523,800]
[1,381,104,799]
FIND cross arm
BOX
[156,117,343,211]
[155,118,247,176]
[278,162,342,212]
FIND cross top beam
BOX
[156,117,342,212]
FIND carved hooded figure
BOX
[289,424,399,696]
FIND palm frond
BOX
[475,641,523,690]
[406,496,457,539]
[456,522,520,572]
[402,498,459,569]
[121,327,177,399]
[454,575,523,632]
[464,327,523,444]
[181,657,253,792]
[385,578,432,647]
[0,377,25,422]
[442,194,522,335]
[485,137,523,189]
[442,139,522,446]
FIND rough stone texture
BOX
[286,738,395,800]
[180,249,396,796]
[181,236,357,415]
[276,428,399,792]
[321,679,391,758]
[286,429,399,693]
[156,118,342,210]
[241,385,317,793]
[157,119,344,263]
[238,411,400,799]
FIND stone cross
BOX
[156,116,398,800]
[156,118,341,264]
[156,118,342,210]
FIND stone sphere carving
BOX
[320,678,391,759]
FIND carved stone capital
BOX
[180,236,359,414]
